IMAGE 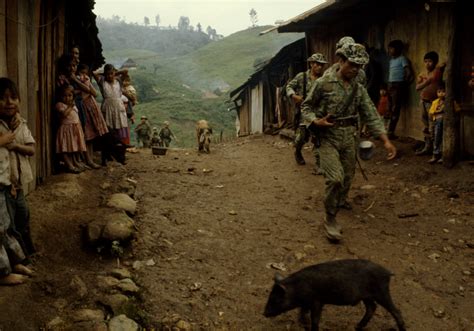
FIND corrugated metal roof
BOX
[260,0,336,35]
[229,38,305,101]
[266,0,379,33]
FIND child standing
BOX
[93,64,129,146]
[75,63,108,168]
[0,77,33,285]
[377,83,390,130]
[159,121,177,147]
[0,78,36,259]
[121,74,137,146]
[415,51,445,155]
[387,39,412,139]
[55,85,87,173]
[428,83,459,164]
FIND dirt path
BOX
[0,135,472,330]
[129,135,474,330]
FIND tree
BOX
[178,16,190,31]
[155,14,160,27]
[196,22,202,33]
[144,16,150,27]
[249,8,258,27]
[206,25,212,37]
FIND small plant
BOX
[110,240,124,257]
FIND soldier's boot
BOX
[294,148,305,165]
[324,213,342,242]
[415,138,432,156]
[338,200,352,210]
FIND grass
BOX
[102,26,302,147]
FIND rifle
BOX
[293,72,307,131]
[308,83,359,147]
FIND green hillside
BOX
[159,26,303,91]
[101,26,302,148]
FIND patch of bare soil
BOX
[0,135,473,330]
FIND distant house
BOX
[120,58,138,70]
[0,1,103,190]
[230,38,306,136]
[268,0,472,163]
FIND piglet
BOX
[263,259,406,331]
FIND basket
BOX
[152,146,168,155]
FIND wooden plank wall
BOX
[384,3,453,141]
[36,0,65,182]
[238,91,250,136]
[305,2,462,144]
[0,0,6,77]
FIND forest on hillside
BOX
[97,15,222,57]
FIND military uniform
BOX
[301,43,386,241]
[287,70,316,149]
[286,53,328,165]
[323,63,367,86]
[134,120,152,148]
[159,124,175,147]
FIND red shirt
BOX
[420,67,444,101]
[377,95,389,116]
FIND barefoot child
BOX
[55,85,87,173]
[0,78,36,259]
[75,63,108,168]
[93,64,129,147]
[0,77,33,285]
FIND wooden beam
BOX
[17,0,27,117]
[0,0,7,77]
[5,0,18,82]
[443,4,458,168]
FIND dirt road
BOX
[0,135,473,330]
[130,135,474,330]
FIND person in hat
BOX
[286,53,328,167]
[134,115,152,148]
[150,126,161,146]
[159,121,177,147]
[323,36,367,86]
[301,42,397,243]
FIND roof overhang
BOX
[280,0,369,33]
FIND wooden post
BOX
[443,4,458,168]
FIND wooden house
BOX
[120,58,137,70]
[230,38,306,136]
[0,0,103,190]
[270,0,472,164]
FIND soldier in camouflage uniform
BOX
[286,53,328,166]
[301,43,397,242]
[323,36,367,86]
[159,121,176,147]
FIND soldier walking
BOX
[301,43,397,243]
[286,53,328,166]
[134,115,152,148]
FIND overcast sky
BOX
[93,0,325,36]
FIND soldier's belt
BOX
[332,118,357,128]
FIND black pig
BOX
[93,132,127,166]
[263,259,406,331]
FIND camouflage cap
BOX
[307,53,328,64]
[336,36,355,50]
[163,121,170,126]
[335,43,369,65]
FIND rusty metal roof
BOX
[261,0,377,34]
